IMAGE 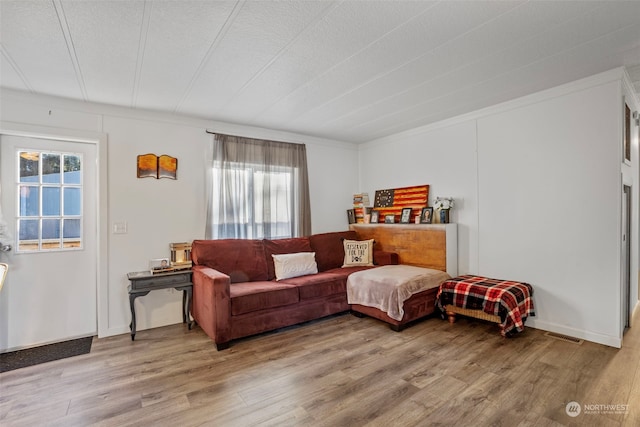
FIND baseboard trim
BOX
[631,300,640,328]
[527,319,621,348]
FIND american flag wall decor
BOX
[372,185,429,223]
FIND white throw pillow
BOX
[342,239,374,267]
[272,252,318,281]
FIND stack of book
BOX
[353,193,371,223]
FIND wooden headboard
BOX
[350,223,457,277]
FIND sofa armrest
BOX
[192,265,232,348]
[374,250,399,266]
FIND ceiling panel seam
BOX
[52,0,87,101]
[132,0,152,108]
[1,1,638,143]
[323,1,613,131]
[286,0,530,127]
[173,0,246,114]
[215,0,343,114]
[345,16,640,137]
[246,1,439,124]
[0,45,34,93]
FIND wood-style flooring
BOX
[1,311,640,426]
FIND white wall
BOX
[477,80,623,346]
[104,115,210,337]
[307,141,359,233]
[621,73,640,331]
[2,67,638,348]
[0,89,358,344]
[359,68,639,347]
[359,120,479,275]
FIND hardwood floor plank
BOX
[361,396,441,427]
[1,312,639,426]
[311,379,420,426]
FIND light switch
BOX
[113,221,128,234]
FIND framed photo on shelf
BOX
[420,207,434,224]
[400,207,412,224]
[149,258,171,273]
[370,210,380,224]
[384,214,395,224]
[347,209,356,224]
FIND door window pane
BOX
[63,219,81,239]
[63,188,81,215]
[18,219,39,251]
[19,152,39,183]
[63,155,81,184]
[63,219,81,248]
[42,187,61,216]
[42,153,61,183]
[19,186,39,216]
[42,218,61,239]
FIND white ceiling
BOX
[1,0,639,143]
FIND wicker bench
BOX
[437,275,535,336]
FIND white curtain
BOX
[206,134,311,239]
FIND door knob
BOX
[0,242,11,252]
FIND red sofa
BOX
[191,230,398,350]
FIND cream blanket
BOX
[347,265,451,321]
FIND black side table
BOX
[127,269,193,341]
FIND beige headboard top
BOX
[350,223,457,277]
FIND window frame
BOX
[14,149,84,253]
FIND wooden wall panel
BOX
[350,224,452,272]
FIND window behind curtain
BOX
[207,134,311,239]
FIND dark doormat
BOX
[0,336,93,373]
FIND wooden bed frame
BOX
[349,223,457,330]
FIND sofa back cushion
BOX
[309,230,358,271]
[263,237,313,280]
[191,239,268,283]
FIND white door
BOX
[0,134,97,351]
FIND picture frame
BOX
[370,210,380,223]
[400,207,412,224]
[347,209,356,224]
[170,242,192,269]
[384,214,395,224]
[149,258,171,273]
[420,207,434,224]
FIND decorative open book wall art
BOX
[137,154,178,179]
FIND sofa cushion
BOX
[264,237,313,280]
[272,252,318,281]
[324,265,375,278]
[192,239,268,283]
[342,239,374,267]
[279,272,346,300]
[230,281,299,315]
[308,230,358,271]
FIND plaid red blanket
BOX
[436,275,535,336]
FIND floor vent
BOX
[544,332,583,345]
